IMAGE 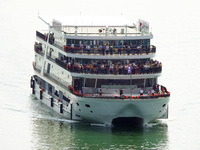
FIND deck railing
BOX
[64,45,156,55]
[68,85,170,99]
[34,45,161,76]
[55,58,162,75]
[36,31,156,56]
[33,67,169,100]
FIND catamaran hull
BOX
[32,78,169,126]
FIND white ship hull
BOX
[32,78,169,126]
[75,96,169,125]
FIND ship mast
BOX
[38,14,51,76]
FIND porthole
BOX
[162,104,166,107]
[85,104,90,108]
[90,111,93,113]
[79,109,81,111]
[77,103,79,106]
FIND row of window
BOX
[67,39,150,47]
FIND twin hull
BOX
[33,80,169,125]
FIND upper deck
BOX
[46,17,152,40]
[36,16,155,59]
[54,25,153,40]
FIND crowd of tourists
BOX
[64,43,156,55]
[58,57,162,75]
[36,31,156,55]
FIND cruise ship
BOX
[30,16,170,127]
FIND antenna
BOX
[38,12,50,27]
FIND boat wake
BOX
[31,114,80,123]
[0,81,30,91]
[90,123,113,128]
[144,120,168,128]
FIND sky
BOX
[0,0,199,24]
[0,0,199,56]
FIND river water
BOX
[0,0,200,149]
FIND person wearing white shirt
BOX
[86,44,91,54]
[140,88,143,96]
[151,88,155,95]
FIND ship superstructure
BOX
[31,16,170,126]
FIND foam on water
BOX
[90,123,112,128]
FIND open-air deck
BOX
[34,45,162,78]
[60,25,152,37]
[36,31,156,57]
[33,69,170,101]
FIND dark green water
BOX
[31,119,168,150]
[30,99,168,150]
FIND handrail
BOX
[55,58,162,75]
[34,67,169,100]
[68,85,170,99]
[34,45,161,76]
[36,31,156,56]
[64,45,156,55]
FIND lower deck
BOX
[31,75,170,125]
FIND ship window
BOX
[162,104,166,107]
[77,103,79,106]
[75,39,79,45]
[85,104,90,108]
[90,111,93,113]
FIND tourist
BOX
[140,88,143,96]
[127,44,130,55]
[151,88,155,96]
[80,43,83,51]
[118,47,122,55]
[110,64,114,74]
[102,44,105,55]
[98,44,102,54]
[105,45,109,55]
[119,64,123,74]
[71,43,74,53]
[99,89,103,96]
[110,45,113,55]
[128,64,131,74]
[79,89,82,95]
[86,44,91,54]
[148,89,151,95]
[120,89,123,97]
[94,45,98,54]
[115,90,118,98]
